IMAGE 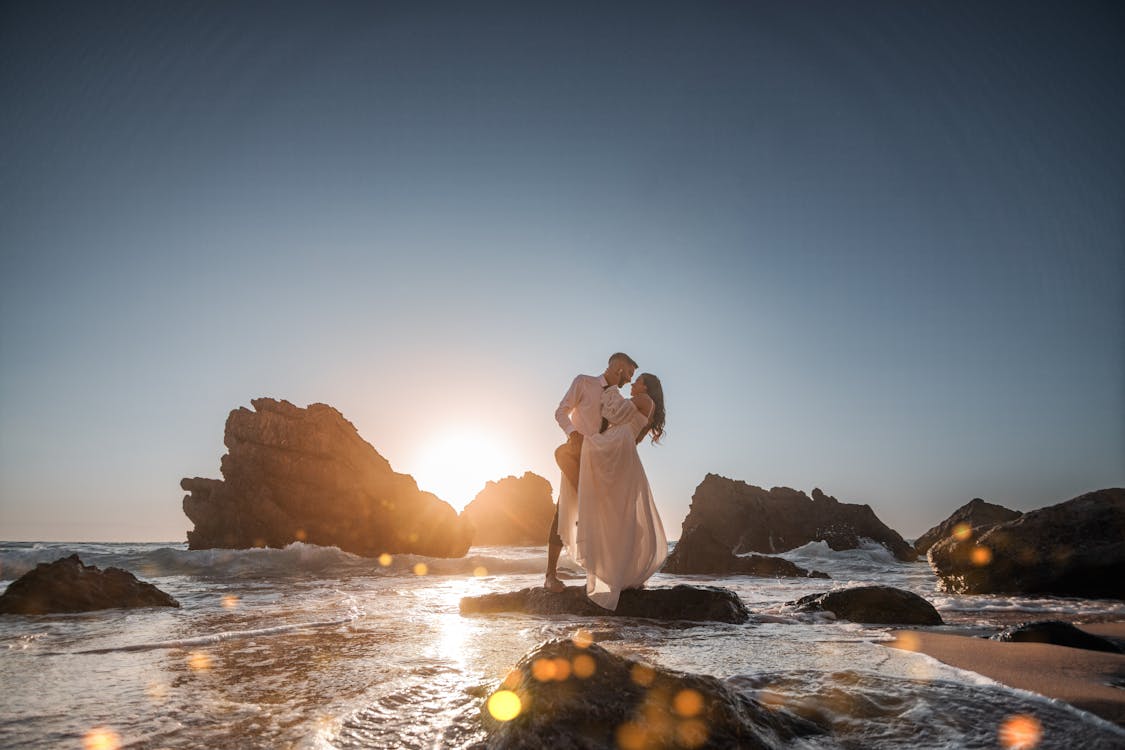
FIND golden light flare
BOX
[378,553,393,567]
[630,663,656,687]
[221,595,240,609]
[409,430,518,513]
[187,651,213,672]
[83,727,120,750]
[999,713,1042,749]
[487,690,522,722]
[473,566,489,577]
[572,629,594,648]
[894,631,922,652]
[294,528,308,542]
[971,546,993,566]
[952,522,972,541]
[676,718,709,748]
[532,658,558,682]
[673,688,704,718]
[413,562,429,576]
[615,720,647,750]
[572,653,596,679]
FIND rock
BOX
[674,474,916,563]
[788,586,943,625]
[913,498,1022,556]
[461,584,751,624]
[0,555,179,614]
[990,621,1123,653]
[662,524,830,579]
[462,473,556,546]
[182,398,472,558]
[478,638,825,748]
[928,488,1125,598]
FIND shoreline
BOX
[887,622,1125,727]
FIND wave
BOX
[932,593,1125,618]
[70,616,359,655]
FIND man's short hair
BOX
[608,352,638,369]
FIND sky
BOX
[1,1,1122,543]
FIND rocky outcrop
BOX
[0,555,179,614]
[913,498,1022,556]
[787,585,942,625]
[662,525,829,578]
[928,488,1125,598]
[990,621,1123,653]
[478,639,824,748]
[182,398,472,557]
[461,584,751,623]
[461,473,555,546]
[675,474,915,563]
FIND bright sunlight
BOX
[408,430,517,512]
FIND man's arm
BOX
[554,376,583,436]
[600,386,635,426]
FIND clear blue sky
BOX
[2,1,1122,542]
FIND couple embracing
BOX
[544,352,668,611]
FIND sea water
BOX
[1,540,1123,749]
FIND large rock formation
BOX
[928,488,1125,598]
[788,586,943,625]
[913,497,1022,556]
[478,639,824,748]
[662,525,829,578]
[182,398,472,557]
[0,555,179,614]
[674,474,916,563]
[461,473,556,546]
[461,584,750,623]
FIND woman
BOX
[571,373,667,610]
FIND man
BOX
[543,351,638,593]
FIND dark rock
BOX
[990,621,1123,653]
[461,584,751,624]
[788,585,943,625]
[928,488,1125,598]
[662,524,830,579]
[0,555,179,614]
[478,638,825,748]
[462,473,556,546]
[182,398,472,558]
[672,474,916,562]
[913,498,1022,556]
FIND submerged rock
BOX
[913,497,1022,556]
[675,474,916,563]
[788,586,943,625]
[477,638,825,748]
[928,488,1125,598]
[0,555,179,614]
[461,584,750,624]
[462,473,556,546]
[662,525,829,578]
[990,621,1123,653]
[182,398,472,558]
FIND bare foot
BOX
[544,575,567,593]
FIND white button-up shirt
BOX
[555,374,633,437]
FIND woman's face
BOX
[630,377,648,397]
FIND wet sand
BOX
[888,623,1125,727]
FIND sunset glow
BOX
[409,430,518,512]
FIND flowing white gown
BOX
[557,391,667,611]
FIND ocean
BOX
[2,540,1123,749]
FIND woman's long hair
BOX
[639,373,665,444]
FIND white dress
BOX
[559,392,667,611]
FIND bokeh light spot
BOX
[83,727,120,750]
[952,522,972,541]
[673,688,704,718]
[294,528,307,541]
[187,651,212,672]
[221,595,239,609]
[999,713,1042,749]
[572,628,593,648]
[677,718,709,747]
[473,566,488,577]
[971,546,993,566]
[378,553,392,567]
[532,658,558,682]
[895,632,921,651]
[413,562,429,576]
[573,653,596,678]
[552,657,572,681]
[615,720,646,750]
[487,690,522,722]
[630,663,655,687]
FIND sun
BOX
[408,430,518,513]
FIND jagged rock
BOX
[477,638,825,748]
[990,621,1123,653]
[675,474,916,563]
[662,525,829,578]
[461,584,750,624]
[462,473,556,546]
[928,488,1125,598]
[0,555,179,614]
[788,586,942,625]
[914,498,1022,556]
[182,398,472,557]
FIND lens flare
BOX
[999,714,1042,749]
[473,566,488,577]
[572,629,594,648]
[221,595,239,609]
[187,651,213,672]
[971,546,993,566]
[673,688,704,718]
[487,690,522,722]
[413,563,429,576]
[83,727,120,750]
[552,657,572,681]
[677,718,709,748]
[573,653,596,678]
[294,528,307,541]
[378,553,392,566]
[532,658,558,682]
[630,663,655,687]
[895,631,922,651]
[615,721,647,750]
[952,522,972,541]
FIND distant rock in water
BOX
[182,398,472,558]
[461,584,751,624]
[788,585,943,625]
[927,488,1125,598]
[662,524,830,578]
[674,474,916,563]
[478,638,825,748]
[0,555,179,614]
[461,472,555,546]
[913,497,1021,556]
[990,621,1123,653]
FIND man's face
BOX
[616,363,636,387]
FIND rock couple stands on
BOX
[663,474,914,576]
[182,398,473,557]
[0,555,179,615]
